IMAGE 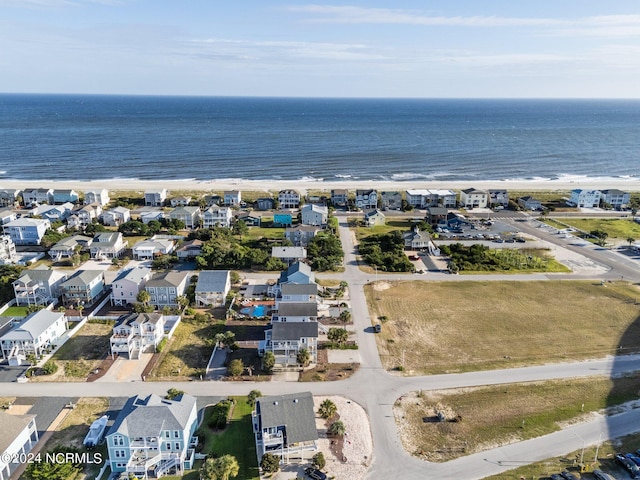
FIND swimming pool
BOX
[240,305,267,317]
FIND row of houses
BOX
[0,188,110,208]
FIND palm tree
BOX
[137,290,151,307]
[627,237,635,247]
[200,454,239,480]
[297,347,311,367]
[318,399,337,419]
[329,420,346,437]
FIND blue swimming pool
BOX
[240,305,267,317]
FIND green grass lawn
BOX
[353,219,410,240]
[199,397,259,480]
[1,305,29,317]
[243,225,285,240]
[553,218,640,241]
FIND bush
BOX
[260,453,280,473]
[312,452,326,470]
[156,338,168,352]
[207,400,233,429]
[228,358,244,377]
[41,361,58,375]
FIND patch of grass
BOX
[394,376,640,463]
[555,218,640,241]
[0,306,29,317]
[242,226,286,240]
[367,280,640,374]
[353,219,409,241]
[37,322,114,381]
[148,318,220,380]
[299,363,359,382]
[485,432,640,480]
[198,396,259,480]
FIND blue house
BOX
[273,213,293,227]
[3,218,51,245]
[105,393,198,478]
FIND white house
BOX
[278,283,318,304]
[131,238,175,260]
[300,204,328,226]
[202,206,233,228]
[110,312,166,359]
[460,188,489,209]
[0,310,68,365]
[355,189,378,209]
[170,196,192,207]
[90,232,125,259]
[12,267,68,306]
[22,188,53,206]
[259,322,319,368]
[144,189,168,207]
[0,189,21,208]
[224,190,242,206]
[272,246,307,265]
[3,218,50,246]
[252,392,318,464]
[145,271,189,307]
[194,270,231,307]
[488,189,509,207]
[0,411,39,480]
[285,225,321,247]
[272,302,317,323]
[169,206,201,229]
[102,207,131,227]
[278,190,301,209]
[599,189,630,210]
[48,234,93,261]
[364,208,385,226]
[84,189,110,206]
[105,393,198,478]
[568,189,601,208]
[110,267,152,307]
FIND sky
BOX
[1,0,639,98]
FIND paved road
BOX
[7,214,640,479]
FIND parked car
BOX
[626,452,640,467]
[550,474,564,480]
[560,471,579,480]
[615,453,640,478]
[374,324,382,333]
[593,469,617,480]
[304,467,327,480]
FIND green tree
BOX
[262,351,275,373]
[165,388,185,400]
[24,446,82,480]
[41,361,58,375]
[627,237,636,247]
[590,229,609,246]
[260,453,280,474]
[312,452,326,470]
[318,399,337,419]
[232,219,249,238]
[247,389,262,406]
[327,327,348,345]
[228,358,244,377]
[200,454,239,480]
[137,290,151,307]
[175,295,189,311]
[296,347,311,367]
[0,265,23,305]
[328,420,346,437]
[339,310,351,324]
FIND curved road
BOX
[7,215,640,479]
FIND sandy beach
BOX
[2,176,640,195]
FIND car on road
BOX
[560,471,579,480]
[615,453,640,478]
[550,474,564,480]
[374,324,382,333]
[304,467,327,480]
[593,469,617,480]
[626,453,640,467]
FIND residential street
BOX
[5,215,640,479]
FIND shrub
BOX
[207,400,233,429]
[247,390,262,406]
[260,453,280,473]
[156,338,168,353]
[41,361,58,375]
[312,452,326,470]
[165,388,185,400]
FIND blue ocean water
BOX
[0,94,639,183]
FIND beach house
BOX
[102,206,131,226]
[0,310,68,365]
[568,189,601,208]
[194,270,231,307]
[60,270,106,308]
[110,267,152,306]
[3,218,51,246]
[599,189,630,210]
[224,190,242,206]
[0,189,21,208]
[380,191,402,210]
[144,189,168,207]
[110,312,166,358]
[84,189,110,206]
[460,188,489,209]
[278,190,301,209]
[285,225,321,247]
[300,204,328,226]
[90,232,125,259]
[105,393,198,478]
[0,411,39,480]
[12,267,68,306]
[202,205,232,228]
[355,189,378,209]
[145,271,189,308]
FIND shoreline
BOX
[2,177,640,195]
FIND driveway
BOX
[96,353,153,382]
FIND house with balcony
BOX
[12,267,67,306]
[0,310,68,365]
[169,206,201,229]
[84,189,110,206]
[170,196,192,207]
[330,189,349,208]
[70,203,103,228]
[22,188,53,206]
[0,411,39,480]
[90,232,125,259]
[254,197,275,211]
[194,270,231,307]
[300,204,328,227]
[110,312,166,359]
[145,271,189,308]
[102,207,131,227]
[355,189,378,210]
[568,189,601,208]
[403,226,432,250]
[518,196,543,211]
[488,189,509,208]
[380,191,402,210]
[278,190,301,209]
[273,213,293,228]
[405,189,431,209]
[460,188,489,209]
[60,270,105,308]
[144,189,168,207]
[52,189,79,204]
[111,267,152,307]
[235,211,262,227]
[176,239,203,260]
[269,262,316,297]
[252,392,318,464]
[202,205,233,228]
[363,208,385,227]
[224,190,241,207]
[131,237,175,260]
[0,189,21,208]
[49,235,93,261]
[39,203,74,223]
[425,207,449,227]
[278,283,318,304]
[599,189,630,210]
[259,322,318,368]
[0,235,17,265]
[3,218,50,246]
[204,195,222,208]
[284,225,321,247]
[105,393,198,478]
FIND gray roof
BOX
[1,310,65,342]
[14,267,66,286]
[600,189,626,195]
[277,302,318,317]
[280,284,318,296]
[271,322,318,341]
[272,247,307,258]
[60,270,104,288]
[108,393,196,438]
[92,232,121,247]
[50,235,93,251]
[256,392,318,445]
[426,207,449,215]
[146,270,188,288]
[112,267,151,285]
[195,270,230,294]
[116,312,163,328]
[279,262,314,284]
[0,411,36,454]
[5,218,49,227]
[462,188,487,194]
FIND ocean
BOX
[1,94,639,183]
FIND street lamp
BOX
[594,432,604,464]
[574,433,585,465]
